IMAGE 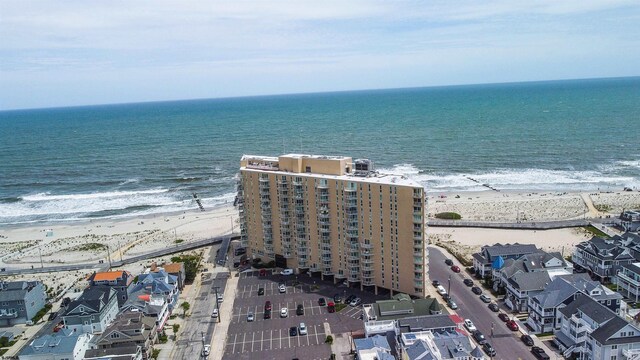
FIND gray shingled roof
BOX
[559,296,616,324]
[577,237,634,261]
[405,340,435,360]
[397,314,456,333]
[64,286,116,316]
[0,281,41,302]
[483,243,538,260]
[508,271,551,291]
[590,316,640,345]
[19,329,86,356]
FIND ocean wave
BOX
[377,163,421,176]
[21,188,170,202]
[118,178,140,185]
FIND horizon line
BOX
[2,75,638,113]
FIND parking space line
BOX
[241,333,246,353]
[261,331,264,351]
[269,329,273,350]
[279,328,282,349]
[232,333,238,354]
[314,325,320,344]
[251,331,255,352]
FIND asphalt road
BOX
[172,271,228,359]
[429,247,535,360]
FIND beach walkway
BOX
[580,193,603,218]
[427,218,593,230]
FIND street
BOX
[429,247,535,360]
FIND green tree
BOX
[180,302,190,317]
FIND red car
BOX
[506,320,519,331]
[53,323,64,332]
[264,301,272,311]
[259,269,267,276]
[451,265,460,273]
[327,302,336,313]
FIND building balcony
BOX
[360,242,373,250]
[414,257,423,265]
[414,234,423,241]
[362,263,373,271]
[361,256,374,264]
[362,278,375,286]
[413,215,422,223]
[622,348,640,358]
[298,260,309,269]
[348,254,360,261]
[296,248,309,256]
[318,220,331,226]
[295,208,305,215]
[321,248,332,256]
[334,272,346,279]
[346,209,358,215]
[318,212,330,220]
[322,268,333,276]
[348,274,360,282]
[617,272,640,287]
[283,252,294,259]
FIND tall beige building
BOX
[236,154,427,297]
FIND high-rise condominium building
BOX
[236,154,427,297]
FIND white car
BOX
[216,293,224,303]
[280,268,294,275]
[436,285,447,296]
[211,308,219,318]
[202,344,211,356]
[279,284,286,293]
[464,319,477,332]
[280,307,288,318]
[247,312,254,322]
[299,322,307,335]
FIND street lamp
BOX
[448,275,451,296]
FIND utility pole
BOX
[106,245,112,268]
[38,245,44,269]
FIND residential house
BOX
[0,280,46,326]
[490,250,572,312]
[362,293,444,337]
[88,271,134,308]
[399,330,485,360]
[62,286,119,334]
[85,310,157,360]
[572,236,635,283]
[554,295,640,360]
[19,328,91,360]
[397,315,459,335]
[152,263,185,291]
[617,262,640,303]
[354,335,395,360]
[121,269,178,332]
[527,274,623,334]
[472,243,539,279]
[619,210,640,232]
[84,346,142,360]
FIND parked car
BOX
[488,303,499,312]
[296,304,304,315]
[432,280,440,287]
[289,326,298,336]
[436,285,447,296]
[483,342,496,357]
[216,293,224,303]
[202,344,211,357]
[53,322,64,332]
[521,334,534,346]
[263,309,271,319]
[451,265,461,273]
[506,320,519,331]
[445,259,454,266]
[280,307,289,318]
[345,295,356,304]
[531,346,550,360]
[333,294,343,304]
[350,297,362,307]
[463,278,474,287]
[318,297,326,306]
[471,286,482,295]
[279,284,286,293]
[265,301,272,311]
[258,287,264,296]
[247,312,254,322]
[211,308,219,318]
[442,293,451,301]
[464,319,477,332]
[327,302,336,313]
[299,322,307,335]
[259,268,267,276]
[281,268,294,275]
[472,330,487,344]
[498,313,510,322]
[446,298,458,310]
[479,294,491,303]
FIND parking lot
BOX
[223,269,385,360]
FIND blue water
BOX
[1,77,639,224]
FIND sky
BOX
[1,1,639,110]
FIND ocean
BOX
[1,77,639,225]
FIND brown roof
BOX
[160,263,183,274]
[93,271,129,281]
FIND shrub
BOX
[172,324,180,334]
[31,304,53,323]
[151,349,161,359]
[325,335,333,345]
[435,212,462,220]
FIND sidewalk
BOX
[209,269,239,360]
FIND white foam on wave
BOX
[21,189,169,202]
[377,163,421,176]
[118,178,140,186]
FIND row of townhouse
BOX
[572,233,640,284]
[18,262,184,360]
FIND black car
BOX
[471,286,482,295]
[333,294,343,304]
[345,295,356,304]
[521,334,535,346]
[463,278,473,287]
[432,280,440,287]
[445,259,453,266]
[264,309,271,319]
[488,303,499,312]
[531,346,550,360]
[258,287,264,296]
[472,330,487,345]
[318,297,326,306]
[296,304,304,315]
[482,342,496,357]
[289,326,298,336]
[498,313,510,322]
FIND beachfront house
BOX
[472,243,539,279]
[121,269,178,333]
[526,274,623,334]
[616,262,640,303]
[84,310,157,360]
[554,295,640,360]
[0,280,46,326]
[151,262,185,291]
[619,210,640,232]
[88,270,134,308]
[572,236,636,283]
[62,286,119,334]
[18,328,91,360]
[354,335,394,360]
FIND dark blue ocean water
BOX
[1,77,639,224]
